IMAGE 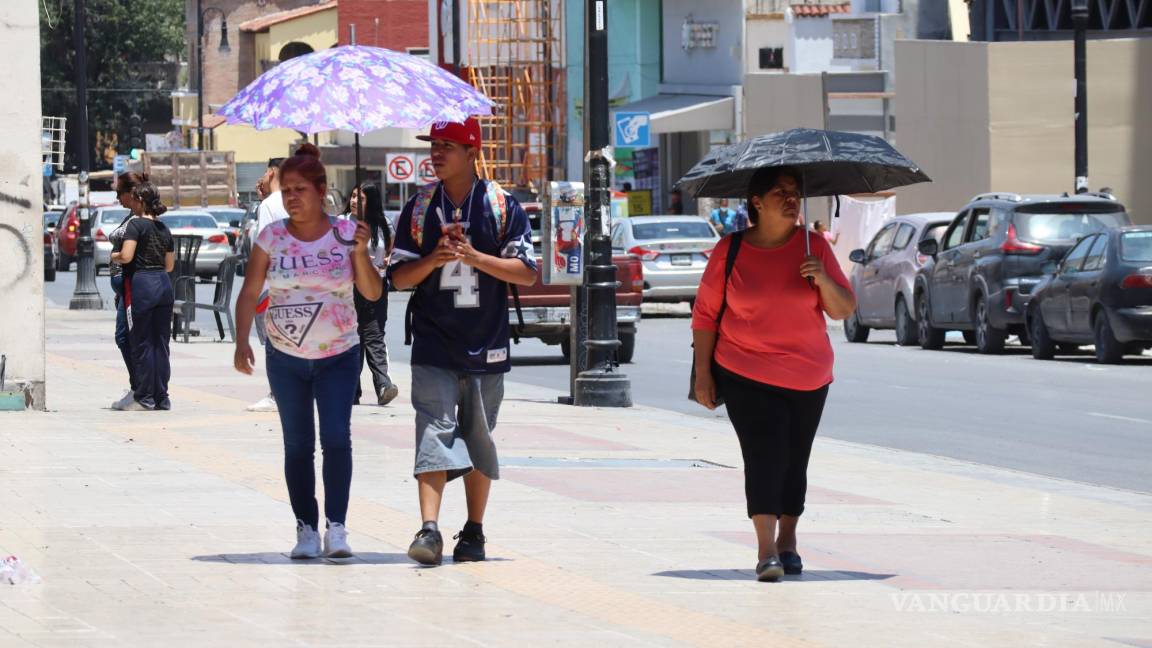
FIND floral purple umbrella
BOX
[217,45,493,133]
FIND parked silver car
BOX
[159,211,232,277]
[93,207,132,273]
[611,215,720,302]
[845,213,953,345]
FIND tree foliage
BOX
[40,0,185,170]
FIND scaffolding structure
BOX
[466,0,565,191]
[42,116,67,170]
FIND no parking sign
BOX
[385,153,415,184]
[416,155,437,184]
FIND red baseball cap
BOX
[417,117,482,147]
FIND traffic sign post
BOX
[385,153,416,184]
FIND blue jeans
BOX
[127,270,174,409]
[266,344,360,528]
[111,274,136,392]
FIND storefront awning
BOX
[612,94,734,135]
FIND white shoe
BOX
[110,390,135,410]
[324,521,353,558]
[247,394,278,412]
[290,521,322,559]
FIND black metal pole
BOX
[451,0,461,75]
[196,0,205,151]
[351,24,361,192]
[70,0,102,310]
[1072,0,1089,193]
[574,0,630,407]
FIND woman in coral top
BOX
[691,167,856,582]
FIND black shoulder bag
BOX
[688,231,743,405]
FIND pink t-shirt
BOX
[255,218,359,359]
[691,229,853,391]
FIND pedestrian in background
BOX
[667,188,684,215]
[390,118,537,566]
[691,166,856,582]
[812,220,839,246]
[108,173,144,409]
[343,182,399,406]
[710,199,745,236]
[233,143,383,559]
[110,175,175,411]
[246,157,288,413]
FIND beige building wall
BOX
[267,9,337,60]
[895,39,1152,225]
[0,0,45,408]
[743,72,826,136]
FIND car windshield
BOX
[631,220,715,240]
[923,223,949,243]
[44,212,61,227]
[99,208,131,225]
[1014,209,1128,244]
[161,214,217,229]
[1120,231,1152,262]
[207,211,241,225]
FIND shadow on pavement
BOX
[511,355,568,367]
[192,552,410,565]
[653,569,895,582]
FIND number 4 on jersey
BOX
[441,259,479,308]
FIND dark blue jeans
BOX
[127,270,174,409]
[111,274,137,392]
[266,344,360,528]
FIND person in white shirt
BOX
[247,156,289,413]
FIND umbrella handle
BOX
[802,194,815,288]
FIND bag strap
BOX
[410,182,439,248]
[510,284,524,344]
[714,231,743,328]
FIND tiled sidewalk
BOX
[0,309,1149,647]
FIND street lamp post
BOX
[1071,0,1089,193]
[196,1,231,151]
[574,0,631,408]
[69,0,102,310]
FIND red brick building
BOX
[336,0,428,52]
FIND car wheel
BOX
[617,331,636,364]
[844,311,870,343]
[917,294,945,350]
[962,331,977,345]
[56,254,71,272]
[894,297,917,346]
[1093,311,1125,364]
[560,339,572,363]
[1029,309,1056,360]
[973,294,1007,355]
[44,265,56,282]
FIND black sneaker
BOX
[452,529,486,562]
[407,528,443,566]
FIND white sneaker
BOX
[110,390,135,410]
[324,521,353,558]
[247,394,278,412]
[290,521,322,559]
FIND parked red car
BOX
[55,201,116,271]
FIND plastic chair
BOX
[169,235,203,340]
[172,255,240,343]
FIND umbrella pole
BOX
[354,132,362,211]
[802,194,811,257]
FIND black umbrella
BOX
[676,128,930,198]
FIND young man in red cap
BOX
[389,118,537,565]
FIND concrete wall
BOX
[338,0,427,50]
[743,72,827,135]
[0,0,46,409]
[662,0,745,87]
[896,39,1152,224]
[744,15,789,74]
[789,15,851,73]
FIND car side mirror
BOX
[1043,260,1058,275]
[849,249,867,264]
[230,220,240,227]
[918,239,939,257]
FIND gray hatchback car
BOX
[845,213,953,345]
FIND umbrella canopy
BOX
[675,128,930,198]
[216,45,494,134]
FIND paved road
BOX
[47,270,1152,493]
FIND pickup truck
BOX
[510,202,644,363]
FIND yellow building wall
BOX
[213,124,299,163]
[268,9,337,61]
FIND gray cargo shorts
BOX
[411,364,504,481]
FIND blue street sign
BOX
[614,111,651,148]
[113,155,129,175]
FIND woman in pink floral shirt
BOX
[233,143,383,559]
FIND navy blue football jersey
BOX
[388,179,536,374]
